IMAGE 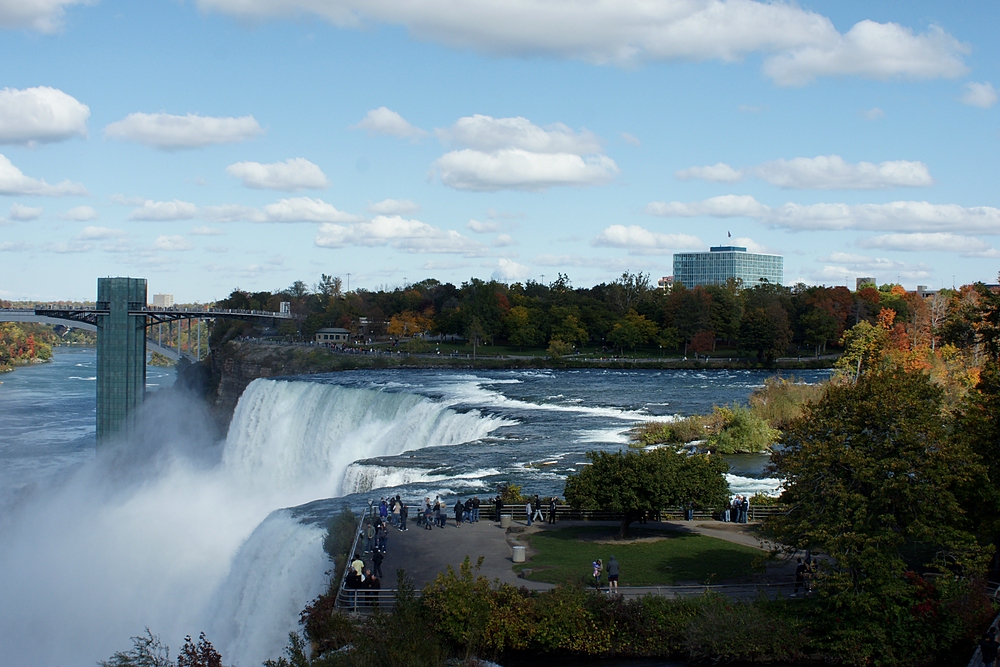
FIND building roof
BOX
[316,327,350,333]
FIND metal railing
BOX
[479,504,786,522]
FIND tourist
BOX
[392,496,401,527]
[376,522,388,551]
[423,502,433,530]
[592,558,603,589]
[495,495,504,522]
[351,553,364,578]
[548,496,558,524]
[372,548,384,578]
[532,494,544,523]
[740,496,750,523]
[400,502,408,531]
[464,497,474,522]
[793,558,806,596]
[365,522,375,554]
[435,499,445,528]
[607,555,619,593]
[980,629,999,667]
[454,499,464,526]
[525,499,533,526]
[472,495,480,522]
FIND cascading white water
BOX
[0,377,506,667]
[223,379,509,499]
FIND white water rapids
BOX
[0,378,504,667]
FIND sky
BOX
[0,0,998,302]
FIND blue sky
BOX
[0,0,997,302]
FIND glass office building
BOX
[672,246,783,288]
[96,277,147,442]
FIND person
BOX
[400,502,409,531]
[532,494,544,523]
[436,500,446,528]
[525,499,533,526]
[376,521,388,551]
[454,499,464,527]
[464,497,474,523]
[392,496,402,527]
[495,495,504,522]
[548,496,557,524]
[372,548,384,578]
[592,558,603,589]
[365,522,375,554]
[740,495,750,524]
[607,555,619,593]
[472,495,480,522]
[423,502,433,530]
[980,629,999,667]
[793,558,806,597]
[351,553,364,578]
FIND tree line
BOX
[215,273,987,362]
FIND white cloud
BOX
[438,115,602,154]
[225,157,328,190]
[647,195,1000,235]
[0,241,28,251]
[436,149,617,191]
[494,234,516,247]
[205,197,363,223]
[9,203,42,220]
[0,1,88,33]
[593,224,704,255]
[961,82,998,109]
[466,218,505,233]
[197,1,967,85]
[104,112,263,149]
[533,254,636,271]
[816,251,931,280]
[433,115,617,191]
[367,198,420,215]
[352,107,426,139]
[859,232,1000,257]
[48,240,92,253]
[60,205,97,221]
[730,236,774,255]
[154,235,195,251]
[675,155,932,189]
[492,258,531,281]
[763,21,967,86]
[128,200,198,221]
[675,162,742,183]
[0,154,86,196]
[620,132,641,147]
[190,226,224,236]
[315,215,488,255]
[0,87,89,145]
[863,107,885,120]
[645,194,769,219]
[76,226,125,241]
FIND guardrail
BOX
[479,504,786,522]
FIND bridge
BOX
[0,277,294,442]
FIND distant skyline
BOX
[0,1,998,301]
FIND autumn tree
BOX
[606,310,659,354]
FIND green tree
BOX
[800,306,839,357]
[607,309,659,355]
[550,313,588,348]
[504,305,542,349]
[564,447,729,537]
[99,629,172,667]
[466,316,486,359]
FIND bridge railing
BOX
[479,504,785,522]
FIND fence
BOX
[479,503,786,522]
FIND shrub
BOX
[748,376,825,429]
[705,404,779,454]
[684,595,809,663]
[631,415,712,447]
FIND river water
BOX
[0,347,828,666]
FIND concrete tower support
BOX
[96,277,147,442]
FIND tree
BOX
[504,305,542,350]
[466,316,486,359]
[607,309,659,355]
[800,307,839,357]
[688,330,715,356]
[177,633,222,667]
[550,313,588,348]
[564,447,729,538]
[738,304,791,364]
[99,629,172,667]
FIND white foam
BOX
[726,473,782,497]
[342,464,502,495]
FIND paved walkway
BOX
[363,514,797,592]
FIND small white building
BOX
[315,327,350,343]
[152,293,174,308]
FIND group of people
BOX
[590,555,621,592]
[417,495,482,528]
[524,494,559,526]
[345,495,411,595]
[722,495,751,523]
[792,556,818,596]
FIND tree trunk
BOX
[619,511,634,539]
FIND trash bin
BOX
[685,509,694,521]
[500,514,513,528]
[512,545,526,563]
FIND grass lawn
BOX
[514,526,761,586]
